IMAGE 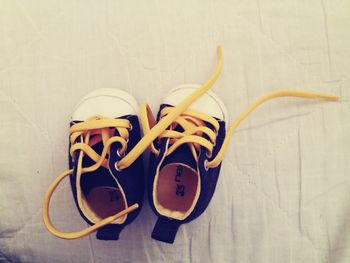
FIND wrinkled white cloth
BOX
[0,1,349,262]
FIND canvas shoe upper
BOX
[147,85,228,243]
[43,88,144,240]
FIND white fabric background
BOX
[0,1,349,262]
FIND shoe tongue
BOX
[161,143,197,170]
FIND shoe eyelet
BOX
[204,159,210,171]
[206,151,212,159]
[129,123,133,131]
[114,161,122,172]
[117,149,126,158]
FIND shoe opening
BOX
[154,163,200,220]
[78,166,128,224]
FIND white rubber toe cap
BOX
[72,88,139,121]
[163,84,229,123]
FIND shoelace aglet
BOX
[317,94,339,101]
[286,90,339,101]
[217,45,222,57]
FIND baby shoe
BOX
[142,47,338,243]
[43,89,145,240]
[42,47,338,243]
[147,84,228,243]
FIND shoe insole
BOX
[86,186,125,219]
[157,164,198,213]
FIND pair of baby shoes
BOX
[42,47,338,243]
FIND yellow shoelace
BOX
[43,46,338,240]
[152,107,220,162]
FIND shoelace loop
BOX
[155,107,220,162]
[69,115,131,169]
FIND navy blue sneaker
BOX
[43,89,144,240]
[147,82,338,243]
[148,84,229,243]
